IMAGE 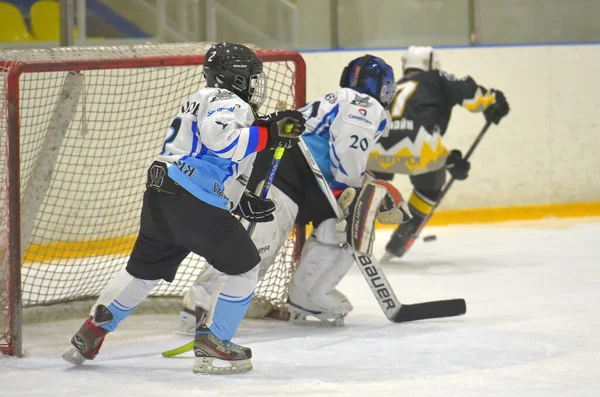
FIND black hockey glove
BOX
[253,110,306,149]
[445,149,470,180]
[484,89,509,125]
[233,190,276,223]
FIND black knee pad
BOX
[410,168,446,199]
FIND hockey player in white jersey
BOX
[62,42,305,374]
[180,55,410,328]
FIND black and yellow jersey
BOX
[368,70,494,175]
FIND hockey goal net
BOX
[0,43,306,356]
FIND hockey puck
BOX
[423,235,437,242]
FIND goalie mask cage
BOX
[0,43,306,356]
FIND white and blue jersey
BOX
[299,87,391,194]
[155,88,267,210]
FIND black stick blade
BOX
[391,299,467,323]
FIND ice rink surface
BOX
[2,218,600,397]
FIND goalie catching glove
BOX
[358,173,411,225]
[253,110,306,149]
[341,179,410,255]
[233,190,276,222]
[373,180,411,225]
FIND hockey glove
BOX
[484,89,509,125]
[374,180,411,225]
[445,149,470,180]
[253,110,306,149]
[233,190,276,223]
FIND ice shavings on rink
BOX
[2,218,600,397]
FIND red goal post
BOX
[0,43,306,356]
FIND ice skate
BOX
[62,304,112,366]
[193,307,252,375]
[383,213,423,261]
[287,299,346,327]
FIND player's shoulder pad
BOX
[201,87,252,120]
[338,87,386,130]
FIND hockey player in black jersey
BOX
[368,46,510,260]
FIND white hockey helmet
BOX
[401,46,441,73]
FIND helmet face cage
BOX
[378,64,396,109]
[248,71,267,110]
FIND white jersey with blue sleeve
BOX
[300,87,391,195]
[154,88,268,210]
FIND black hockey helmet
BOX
[203,42,266,109]
[340,55,396,109]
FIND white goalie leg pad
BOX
[288,218,354,326]
[249,185,298,280]
[180,265,226,334]
[180,185,297,333]
[92,268,161,332]
[181,264,259,341]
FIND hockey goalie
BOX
[180,54,411,329]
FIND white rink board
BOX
[301,44,600,209]
[2,218,600,397]
[14,44,600,246]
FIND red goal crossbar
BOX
[1,45,306,356]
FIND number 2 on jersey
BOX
[390,81,418,118]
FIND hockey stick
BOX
[247,144,286,236]
[353,251,465,322]
[162,143,288,358]
[162,340,194,358]
[298,139,466,322]
[381,120,493,262]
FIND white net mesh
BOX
[0,43,304,354]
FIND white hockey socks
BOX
[92,268,161,332]
[288,218,354,326]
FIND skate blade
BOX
[291,316,345,327]
[193,357,253,375]
[379,252,394,263]
[62,346,86,366]
[289,309,345,327]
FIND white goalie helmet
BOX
[401,46,441,73]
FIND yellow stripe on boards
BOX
[23,235,137,265]
[21,202,600,264]
[377,201,600,228]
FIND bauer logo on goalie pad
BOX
[148,162,167,188]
